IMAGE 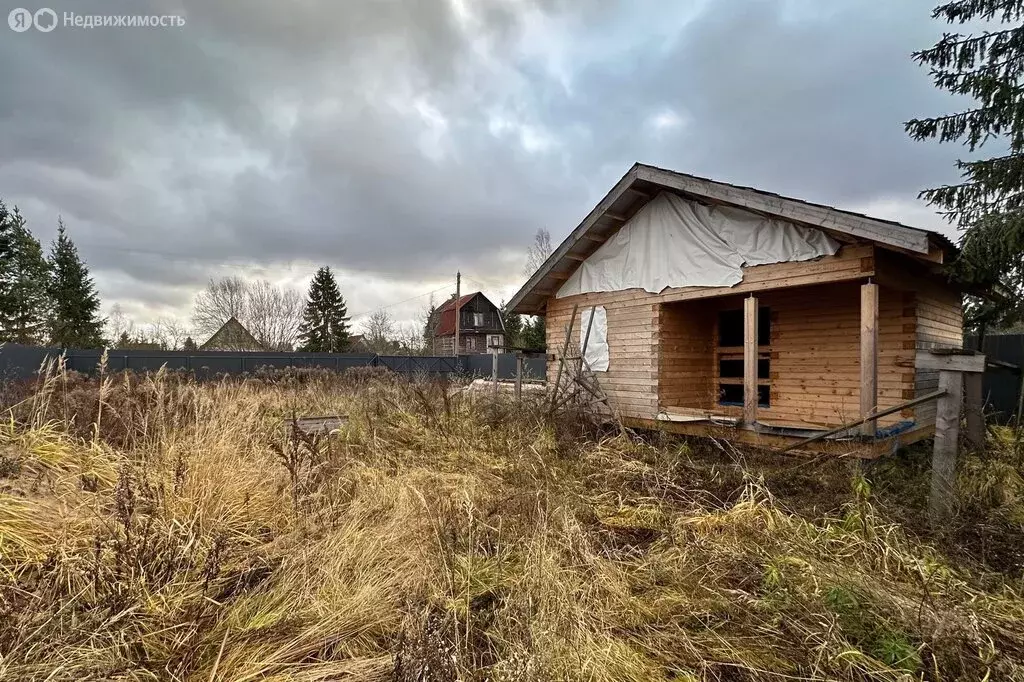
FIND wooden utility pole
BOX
[454,271,461,358]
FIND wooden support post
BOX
[515,353,523,401]
[930,369,963,524]
[860,282,879,437]
[964,372,984,450]
[743,296,758,426]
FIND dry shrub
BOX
[0,363,1022,681]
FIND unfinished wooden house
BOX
[508,164,963,453]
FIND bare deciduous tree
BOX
[524,228,553,277]
[362,308,396,354]
[247,280,304,351]
[149,317,191,350]
[191,277,304,350]
[192,276,248,339]
[106,303,135,342]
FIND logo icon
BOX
[33,7,56,32]
[8,7,32,31]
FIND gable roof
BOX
[508,163,957,315]
[200,316,263,351]
[433,291,504,337]
[437,293,476,314]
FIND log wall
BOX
[545,244,956,430]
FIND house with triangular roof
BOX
[200,316,264,351]
[430,292,505,355]
[508,163,969,455]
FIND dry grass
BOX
[0,364,1022,681]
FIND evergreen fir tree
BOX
[47,218,105,348]
[297,266,351,352]
[521,316,546,351]
[499,301,524,349]
[422,301,438,351]
[183,336,197,351]
[907,0,1024,331]
[0,204,49,344]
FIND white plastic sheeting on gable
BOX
[581,306,608,372]
[557,192,840,298]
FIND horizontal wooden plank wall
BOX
[913,287,964,427]
[872,251,965,429]
[660,301,716,410]
[546,244,878,424]
[682,283,915,429]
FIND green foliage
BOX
[297,266,350,352]
[520,315,546,351]
[46,218,105,348]
[183,336,197,351]
[499,301,524,349]
[0,201,50,344]
[422,301,438,351]
[907,0,1024,330]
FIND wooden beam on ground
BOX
[743,295,758,426]
[930,370,963,524]
[860,282,879,437]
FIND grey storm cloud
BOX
[0,0,964,322]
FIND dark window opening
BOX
[720,358,769,379]
[717,307,771,347]
[717,305,771,409]
[717,383,770,408]
[719,358,743,378]
[719,384,744,405]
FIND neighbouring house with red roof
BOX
[430,292,505,355]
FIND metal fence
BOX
[0,343,546,383]
[967,333,1024,422]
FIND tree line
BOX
[0,202,104,348]
[0,200,554,355]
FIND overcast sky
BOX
[0,0,966,335]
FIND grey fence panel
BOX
[378,356,463,373]
[462,354,547,380]
[968,334,1024,422]
[523,357,546,380]
[0,343,56,381]
[0,345,547,382]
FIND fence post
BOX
[515,354,523,401]
[492,347,499,399]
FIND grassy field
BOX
[0,363,1022,681]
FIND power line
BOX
[346,283,453,320]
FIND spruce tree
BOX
[0,204,49,344]
[47,218,104,348]
[907,0,1024,331]
[297,266,351,352]
[521,316,546,351]
[500,301,523,349]
[422,300,438,351]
